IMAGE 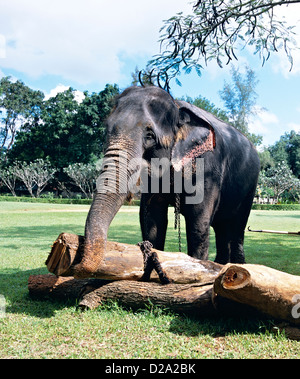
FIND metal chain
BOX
[174,193,182,252]
[143,197,149,241]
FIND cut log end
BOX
[221,265,251,289]
[46,233,83,276]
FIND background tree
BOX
[146,0,300,89]
[258,148,275,170]
[74,84,120,163]
[63,162,100,198]
[0,165,18,196]
[9,84,119,170]
[259,161,300,202]
[268,130,300,178]
[13,159,56,198]
[7,88,78,168]
[0,76,44,161]
[219,65,263,145]
[33,159,57,198]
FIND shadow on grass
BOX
[0,268,78,319]
[168,313,274,340]
[0,224,85,243]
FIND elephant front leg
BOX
[140,193,169,251]
[184,214,210,260]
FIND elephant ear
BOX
[172,100,216,171]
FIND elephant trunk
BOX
[73,139,141,278]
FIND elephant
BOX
[73,86,260,277]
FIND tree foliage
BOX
[146,0,300,89]
[0,77,119,197]
[219,65,263,145]
[64,162,101,199]
[258,131,300,202]
[9,83,119,170]
[13,159,56,198]
[0,77,44,160]
[268,130,300,178]
[0,165,18,196]
[259,160,300,201]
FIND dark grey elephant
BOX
[74,86,260,277]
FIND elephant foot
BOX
[72,241,105,279]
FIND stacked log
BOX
[28,233,300,338]
[45,233,223,284]
[213,264,300,326]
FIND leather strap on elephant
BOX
[137,241,172,285]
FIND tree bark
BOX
[28,274,96,300]
[213,264,300,326]
[78,280,216,315]
[28,274,243,317]
[45,233,223,284]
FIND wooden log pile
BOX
[28,233,300,339]
[44,233,223,283]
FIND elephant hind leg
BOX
[229,213,248,263]
[229,189,256,264]
[230,234,246,263]
[213,221,246,264]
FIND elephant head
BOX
[74,86,215,277]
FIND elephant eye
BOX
[143,128,156,149]
[145,128,155,141]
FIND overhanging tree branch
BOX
[145,0,300,90]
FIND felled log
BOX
[45,233,223,284]
[28,274,216,314]
[28,274,300,340]
[213,264,300,326]
[28,274,253,317]
[78,281,215,314]
[28,274,107,301]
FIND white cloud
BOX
[0,0,193,86]
[249,107,280,145]
[0,34,6,59]
[249,106,300,146]
[44,85,70,100]
[287,122,300,132]
[44,84,85,103]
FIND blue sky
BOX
[1,0,300,147]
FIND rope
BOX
[137,241,172,285]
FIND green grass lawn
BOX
[0,201,299,358]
